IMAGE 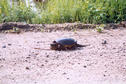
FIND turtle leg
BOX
[57,44,66,51]
[56,44,61,51]
[71,45,76,50]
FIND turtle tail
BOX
[76,44,90,47]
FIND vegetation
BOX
[0,0,36,23]
[96,24,105,33]
[0,0,126,24]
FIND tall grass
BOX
[40,0,126,24]
[0,0,36,23]
[0,0,126,24]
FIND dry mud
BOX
[0,28,126,84]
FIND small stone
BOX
[103,74,106,77]
[25,60,28,62]
[2,45,6,48]
[25,67,30,70]
[0,58,5,61]
[78,63,80,64]
[83,66,87,68]
[62,72,67,75]
[46,55,49,58]
[26,57,30,59]
[11,72,13,74]
[104,71,107,72]
[45,60,48,63]
[0,65,3,68]
[13,69,16,71]
[86,60,89,61]
[41,64,44,67]
[102,40,107,44]
[8,43,12,46]
[113,47,116,49]
[34,82,37,84]
[37,41,40,43]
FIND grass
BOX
[0,0,36,23]
[0,0,126,24]
[96,24,105,33]
[40,0,126,24]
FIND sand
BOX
[0,28,126,84]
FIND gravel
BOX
[0,28,126,84]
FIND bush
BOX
[0,0,36,23]
[0,0,126,24]
[40,0,126,24]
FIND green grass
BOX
[0,0,36,23]
[40,0,126,24]
[0,0,126,24]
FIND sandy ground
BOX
[0,28,126,84]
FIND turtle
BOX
[50,38,87,50]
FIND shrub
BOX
[0,0,126,24]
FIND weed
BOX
[0,0,126,24]
[0,0,36,23]
[96,24,105,33]
[40,0,126,24]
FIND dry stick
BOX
[34,48,51,50]
[34,44,90,51]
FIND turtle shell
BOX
[55,38,77,45]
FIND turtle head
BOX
[50,41,58,50]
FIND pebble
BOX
[46,55,49,58]
[83,65,87,68]
[62,72,67,75]
[2,45,6,48]
[0,65,3,68]
[103,74,106,77]
[26,57,30,59]
[41,64,44,67]
[0,58,5,61]
[102,40,107,44]
[25,67,30,70]
[45,60,48,63]
[8,43,12,46]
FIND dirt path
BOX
[0,28,126,84]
